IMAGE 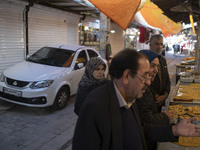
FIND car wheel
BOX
[53,86,70,110]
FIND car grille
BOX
[6,77,29,87]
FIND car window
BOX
[64,53,75,67]
[27,47,75,67]
[87,49,98,59]
[76,50,87,67]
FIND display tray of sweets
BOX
[168,105,200,116]
[171,83,200,104]
[168,105,187,115]
[168,105,200,121]
[181,57,195,65]
[174,137,200,147]
[182,57,196,61]
[169,105,200,146]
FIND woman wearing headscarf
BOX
[136,50,174,150]
[74,57,107,116]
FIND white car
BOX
[0,45,108,110]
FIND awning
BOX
[134,11,161,31]
[89,0,182,37]
[88,0,141,30]
[136,0,182,37]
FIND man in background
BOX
[149,34,171,112]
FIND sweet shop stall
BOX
[158,58,200,149]
[175,56,196,83]
[158,86,200,149]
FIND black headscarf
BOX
[74,57,107,115]
[79,57,106,88]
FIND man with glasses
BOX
[72,48,200,150]
[150,34,171,112]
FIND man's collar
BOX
[113,81,135,109]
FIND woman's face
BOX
[93,64,105,80]
[149,58,159,82]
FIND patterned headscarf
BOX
[79,57,107,88]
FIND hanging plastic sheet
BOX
[88,0,182,37]
[88,0,141,30]
[137,0,182,37]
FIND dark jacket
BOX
[136,88,169,125]
[72,81,177,150]
[136,87,170,150]
[150,56,171,110]
[74,79,106,115]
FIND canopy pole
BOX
[99,13,110,59]
[196,20,200,71]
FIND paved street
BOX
[0,50,187,150]
[0,96,77,150]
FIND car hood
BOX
[4,61,70,81]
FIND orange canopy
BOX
[89,0,141,30]
[138,0,182,37]
[89,0,182,37]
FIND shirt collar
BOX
[113,81,135,109]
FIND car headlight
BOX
[30,80,54,89]
[0,73,5,82]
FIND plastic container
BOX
[180,77,194,83]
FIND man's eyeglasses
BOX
[136,73,151,82]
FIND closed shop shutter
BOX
[28,4,80,55]
[0,0,27,73]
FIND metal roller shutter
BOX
[0,0,27,73]
[28,4,80,55]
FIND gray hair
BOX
[150,34,163,45]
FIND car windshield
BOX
[27,47,75,67]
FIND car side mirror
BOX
[26,55,30,60]
[74,62,84,70]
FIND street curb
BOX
[0,100,15,112]
[59,138,73,150]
